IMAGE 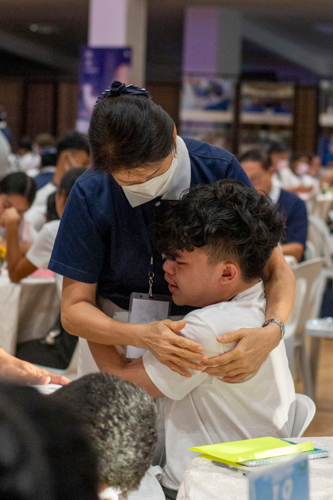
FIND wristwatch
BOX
[262,318,285,340]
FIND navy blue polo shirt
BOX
[49,138,252,315]
[277,189,308,246]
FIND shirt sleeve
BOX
[143,312,229,401]
[285,197,308,246]
[226,155,253,189]
[48,182,105,283]
[26,223,58,269]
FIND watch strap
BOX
[262,318,285,339]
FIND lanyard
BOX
[135,205,155,298]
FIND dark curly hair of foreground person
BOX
[51,373,158,494]
[153,179,286,282]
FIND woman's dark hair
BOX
[58,167,87,197]
[89,95,175,173]
[0,384,99,500]
[154,179,286,282]
[0,172,36,206]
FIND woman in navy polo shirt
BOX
[50,82,295,380]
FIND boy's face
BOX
[163,248,232,307]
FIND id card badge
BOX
[126,292,172,359]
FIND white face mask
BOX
[122,156,178,207]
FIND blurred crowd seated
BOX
[1,116,333,499]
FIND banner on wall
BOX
[179,76,236,151]
[76,46,132,133]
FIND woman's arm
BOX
[203,246,295,382]
[62,277,207,377]
[5,208,37,281]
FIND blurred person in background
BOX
[269,143,315,194]
[25,131,90,231]
[51,373,161,500]
[290,152,319,190]
[9,136,41,176]
[239,149,307,262]
[0,172,37,252]
[6,168,87,370]
[34,145,58,190]
[0,384,99,500]
[0,125,11,180]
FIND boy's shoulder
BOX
[183,282,266,340]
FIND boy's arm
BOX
[88,317,211,399]
[5,208,37,282]
[88,342,164,399]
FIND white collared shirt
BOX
[143,282,295,490]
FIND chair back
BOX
[284,258,324,372]
[312,194,333,221]
[291,393,316,437]
[285,258,324,341]
[308,215,333,269]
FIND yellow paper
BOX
[190,437,314,463]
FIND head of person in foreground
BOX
[0,383,98,500]
[154,179,286,308]
[50,373,157,495]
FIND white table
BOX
[0,269,60,354]
[177,437,333,500]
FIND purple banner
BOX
[76,46,132,133]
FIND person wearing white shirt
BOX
[6,168,87,369]
[89,179,296,498]
[24,131,90,231]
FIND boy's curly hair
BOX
[154,179,286,282]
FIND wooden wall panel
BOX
[57,82,79,137]
[146,82,180,127]
[0,79,25,149]
[292,86,319,154]
[24,81,56,140]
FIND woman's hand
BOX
[1,207,20,227]
[203,322,281,382]
[140,320,207,377]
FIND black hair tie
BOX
[95,80,149,105]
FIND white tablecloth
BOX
[177,437,333,500]
[0,270,60,354]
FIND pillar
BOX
[88,0,147,85]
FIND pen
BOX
[212,461,247,476]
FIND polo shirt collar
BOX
[162,135,191,200]
[269,178,281,204]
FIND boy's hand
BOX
[203,323,281,382]
[141,320,207,378]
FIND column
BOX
[88,0,147,85]
[183,6,242,77]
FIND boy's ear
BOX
[219,262,238,283]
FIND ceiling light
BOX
[28,23,58,35]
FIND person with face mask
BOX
[49,81,295,392]
[24,131,90,232]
